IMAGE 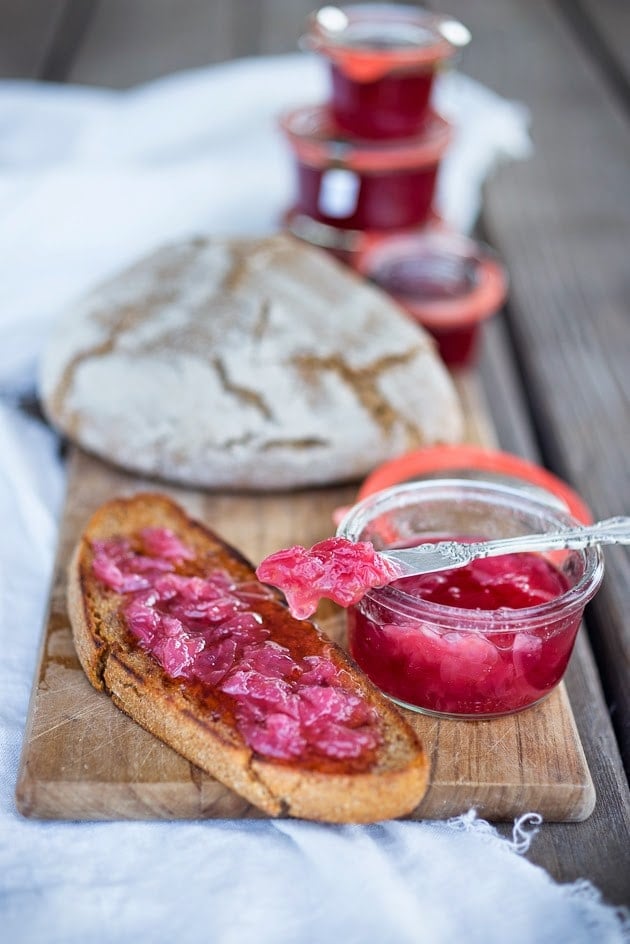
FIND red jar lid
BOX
[279,104,452,173]
[357,445,593,524]
[301,4,471,81]
[356,229,508,328]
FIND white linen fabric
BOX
[0,54,628,943]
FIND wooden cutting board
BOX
[15,372,595,822]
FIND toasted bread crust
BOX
[67,493,429,822]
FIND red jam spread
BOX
[348,550,577,717]
[91,529,381,763]
[255,536,401,620]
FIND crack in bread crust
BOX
[213,355,274,422]
[293,349,425,443]
[260,438,327,451]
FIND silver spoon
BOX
[379,516,630,578]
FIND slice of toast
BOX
[67,493,429,823]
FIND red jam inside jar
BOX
[280,105,451,231]
[330,66,436,140]
[302,4,470,139]
[337,480,604,719]
[357,230,508,366]
[347,548,579,717]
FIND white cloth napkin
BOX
[0,53,628,943]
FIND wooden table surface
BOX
[3,0,629,906]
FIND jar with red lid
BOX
[280,105,451,231]
[357,229,508,366]
[337,479,604,719]
[301,4,470,140]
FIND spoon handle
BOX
[467,516,630,561]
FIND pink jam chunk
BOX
[255,537,401,619]
[348,550,574,717]
[92,529,381,762]
[139,527,195,561]
[91,537,174,593]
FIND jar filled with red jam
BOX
[301,4,470,140]
[357,230,508,367]
[337,479,604,719]
[280,105,451,231]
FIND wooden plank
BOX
[443,0,630,780]
[558,0,630,106]
[0,0,67,78]
[16,374,595,825]
[476,282,630,905]
[66,0,315,88]
[67,0,233,87]
[37,0,98,82]
[479,318,630,906]
[256,0,317,56]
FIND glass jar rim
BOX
[301,5,470,81]
[336,478,604,631]
[356,229,509,328]
[279,105,452,172]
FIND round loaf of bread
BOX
[40,233,463,490]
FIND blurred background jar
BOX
[301,3,470,139]
[357,229,508,367]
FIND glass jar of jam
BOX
[357,229,508,367]
[280,105,451,231]
[301,4,470,139]
[337,479,604,719]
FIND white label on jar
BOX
[318,168,360,219]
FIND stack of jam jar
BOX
[280,3,508,369]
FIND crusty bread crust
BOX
[67,493,429,822]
